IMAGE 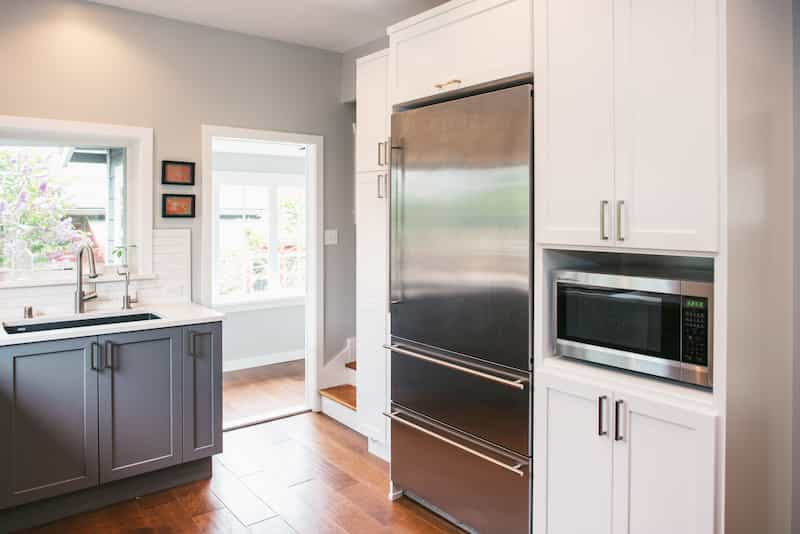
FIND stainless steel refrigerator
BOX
[385,77,532,534]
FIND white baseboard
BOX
[368,438,390,462]
[223,350,304,373]
[321,396,362,435]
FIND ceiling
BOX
[89,0,447,52]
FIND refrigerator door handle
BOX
[384,344,527,390]
[384,411,528,477]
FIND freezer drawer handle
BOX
[384,411,527,477]
[383,344,527,390]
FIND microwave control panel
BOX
[682,297,708,366]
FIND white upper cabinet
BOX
[613,0,720,251]
[534,0,616,247]
[356,50,389,174]
[534,0,721,252]
[388,0,532,104]
[534,369,717,534]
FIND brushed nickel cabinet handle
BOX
[377,175,385,198]
[383,344,527,390]
[617,200,625,241]
[601,200,609,240]
[615,400,625,441]
[377,141,384,166]
[104,341,114,370]
[598,395,608,436]
[434,79,462,90]
[384,411,528,477]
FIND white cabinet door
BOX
[613,0,720,252]
[534,371,614,534]
[534,0,616,246]
[356,51,389,174]
[355,171,389,444]
[611,392,716,534]
[389,0,531,104]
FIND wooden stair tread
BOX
[345,361,357,370]
[319,385,357,410]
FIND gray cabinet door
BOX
[98,328,182,483]
[0,337,99,509]
[182,323,223,461]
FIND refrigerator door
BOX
[390,84,532,371]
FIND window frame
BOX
[0,115,154,284]
[211,170,307,309]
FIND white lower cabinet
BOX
[534,370,717,534]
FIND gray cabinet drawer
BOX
[0,337,99,509]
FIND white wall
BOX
[726,1,795,532]
[0,0,356,360]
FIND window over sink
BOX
[0,115,154,286]
[0,145,128,275]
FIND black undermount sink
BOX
[3,313,162,334]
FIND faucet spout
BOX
[75,245,99,314]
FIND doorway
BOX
[201,126,323,430]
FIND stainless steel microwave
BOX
[554,270,713,389]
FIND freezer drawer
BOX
[389,407,531,534]
[389,342,530,456]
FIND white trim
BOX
[222,350,304,373]
[201,124,324,415]
[0,115,154,278]
[212,295,304,313]
[0,272,157,290]
[321,396,361,433]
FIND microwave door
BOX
[556,285,682,362]
[389,84,532,371]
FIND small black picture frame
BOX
[162,193,196,218]
[161,160,195,186]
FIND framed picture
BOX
[161,160,195,186]
[162,194,196,218]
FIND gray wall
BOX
[223,306,305,367]
[340,37,389,103]
[0,0,355,359]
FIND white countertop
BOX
[0,303,224,347]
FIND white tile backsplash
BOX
[0,229,192,319]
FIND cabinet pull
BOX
[617,200,625,241]
[614,400,625,441]
[384,344,527,390]
[598,395,608,436]
[601,201,609,240]
[90,342,105,371]
[189,331,211,358]
[377,141,384,166]
[377,175,385,198]
[434,79,462,90]
[104,341,115,370]
[383,138,390,166]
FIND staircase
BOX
[318,343,359,430]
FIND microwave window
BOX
[557,285,682,360]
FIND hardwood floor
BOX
[24,413,462,534]
[223,361,307,428]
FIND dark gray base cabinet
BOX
[0,322,222,510]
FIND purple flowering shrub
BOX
[0,147,90,269]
